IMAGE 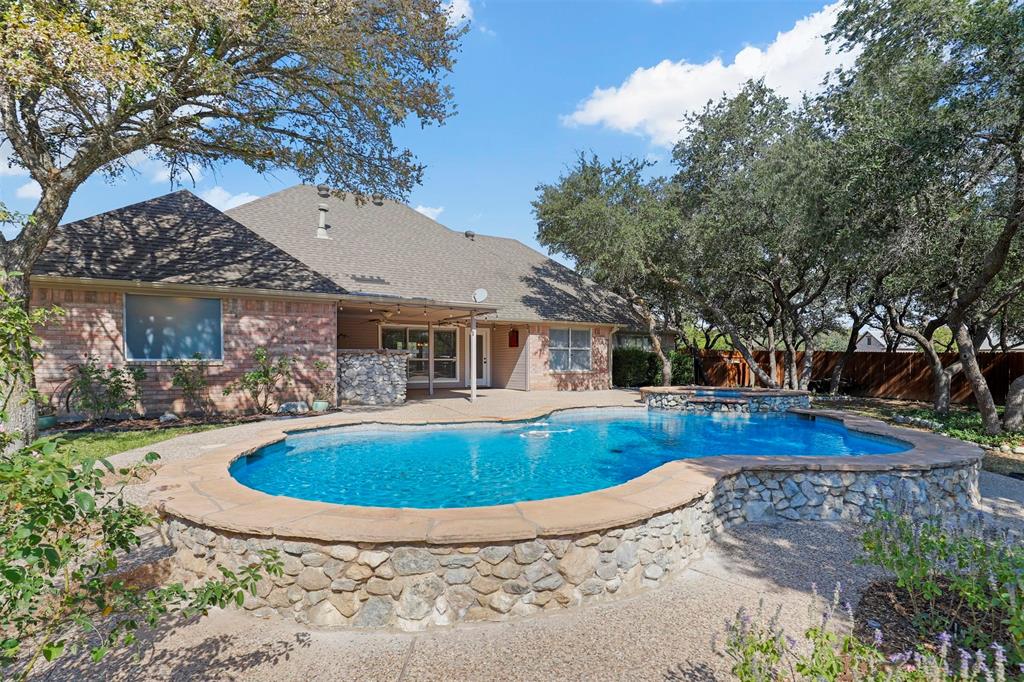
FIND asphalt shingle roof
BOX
[227,185,638,325]
[33,191,345,296]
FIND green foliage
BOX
[720,584,1011,681]
[884,406,1023,449]
[59,357,147,421]
[311,359,334,403]
[669,350,695,385]
[169,354,210,415]
[858,512,1024,664]
[223,347,293,414]
[612,348,661,387]
[0,438,282,678]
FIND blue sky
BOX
[1,0,851,256]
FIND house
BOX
[30,187,640,414]
[854,329,915,353]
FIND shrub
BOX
[612,347,661,387]
[59,358,147,421]
[169,353,210,415]
[858,511,1024,664]
[311,359,334,404]
[719,584,1014,681]
[670,349,695,385]
[0,439,281,678]
[223,347,293,413]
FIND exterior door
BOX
[470,328,491,387]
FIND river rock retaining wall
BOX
[337,349,410,405]
[642,387,810,413]
[164,460,979,631]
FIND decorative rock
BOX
[300,552,327,567]
[576,534,602,546]
[513,540,546,564]
[358,550,389,568]
[365,577,398,596]
[345,564,373,581]
[558,546,599,584]
[613,541,639,569]
[502,579,531,595]
[440,554,478,568]
[327,544,359,562]
[492,558,521,580]
[744,501,776,523]
[545,539,572,558]
[159,412,179,424]
[644,564,665,580]
[328,592,360,617]
[352,597,393,627]
[445,568,474,585]
[490,591,518,614]
[330,579,357,592]
[470,575,502,594]
[396,575,445,620]
[278,401,309,414]
[307,599,346,627]
[296,567,331,591]
[578,578,605,596]
[391,548,439,575]
[479,546,512,565]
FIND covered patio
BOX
[336,295,525,402]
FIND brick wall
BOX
[32,285,338,416]
[526,323,612,391]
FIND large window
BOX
[124,294,222,360]
[381,326,458,381]
[549,328,591,371]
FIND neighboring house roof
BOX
[33,191,345,296]
[227,185,639,325]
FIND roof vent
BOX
[317,203,331,239]
[464,230,476,241]
[316,184,330,198]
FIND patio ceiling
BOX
[338,295,498,325]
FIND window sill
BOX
[126,359,225,366]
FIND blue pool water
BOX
[230,408,909,509]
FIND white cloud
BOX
[151,161,203,185]
[0,141,28,177]
[200,186,259,210]
[414,205,444,220]
[15,180,41,200]
[444,0,473,26]
[563,2,855,147]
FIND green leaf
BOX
[41,640,65,661]
[74,491,96,513]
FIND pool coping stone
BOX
[149,408,982,544]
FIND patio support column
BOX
[470,314,477,402]
[428,320,434,396]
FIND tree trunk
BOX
[766,326,778,386]
[1,272,37,446]
[0,185,75,444]
[829,323,863,395]
[698,299,778,388]
[953,321,1002,435]
[1004,374,1024,432]
[624,286,672,386]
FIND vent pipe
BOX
[317,203,330,239]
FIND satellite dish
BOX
[472,288,488,303]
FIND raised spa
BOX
[229,407,909,508]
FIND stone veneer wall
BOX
[164,461,979,631]
[644,391,810,413]
[337,350,411,405]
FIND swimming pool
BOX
[229,407,909,508]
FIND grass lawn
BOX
[48,423,231,460]
[815,396,1024,477]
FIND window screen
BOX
[124,294,222,360]
[549,328,591,371]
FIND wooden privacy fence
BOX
[698,350,1024,405]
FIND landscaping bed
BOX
[814,396,1024,476]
